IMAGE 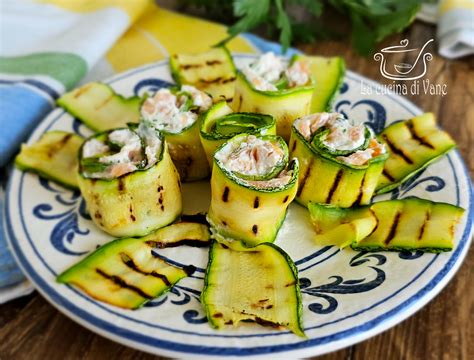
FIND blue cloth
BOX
[0,85,53,167]
[0,85,53,288]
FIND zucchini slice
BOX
[200,101,277,166]
[201,241,305,337]
[57,236,193,309]
[304,56,346,112]
[308,202,377,249]
[308,198,464,252]
[142,221,211,248]
[141,85,212,181]
[208,134,299,246]
[376,113,456,194]
[290,113,388,208]
[231,71,314,141]
[78,124,182,238]
[57,82,141,132]
[170,47,237,102]
[15,131,83,189]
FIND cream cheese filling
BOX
[141,85,212,133]
[242,52,311,91]
[294,112,386,165]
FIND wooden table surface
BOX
[1,17,472,360]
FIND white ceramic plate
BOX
[5,55,473,359]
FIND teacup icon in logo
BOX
[374,39,434,80]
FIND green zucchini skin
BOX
[15,131,84,190]
[77,130,182,238]
[57,82,141,132]
[162,119,210,182]
[57,235,192,309]
[305,56,346,112]
[201,240,305,337]
[208,135,299,246]
[308,198,465,252]
[376,113,456,194]
[199,101,277,166]
[289,123,388,208]
[169,46,237,102]
[231,71,315,141]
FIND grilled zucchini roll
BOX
[170,46,236,102]
[77,123,182,238]
[308,198,464,252]
[199,100,276,166]
[201,241,305,337]
[57,82,141,132]
[376,113,456,194]
[140,85,212,181]
[15,131,83,189]
[57,235,194,309]
[290,112,388,207]
[231,52,315,141]
[208,134,298,246]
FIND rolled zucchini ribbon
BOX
[78,125,182,238]
[199,100,277,166]
[208,134,299,246]
[231,55,315,141]
[290,113,388,208]
[140,85,212,182]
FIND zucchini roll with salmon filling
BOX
[208,134,299,246]
[290,113,388,207]
[78,123,182,238]
[140,85,212,181]
[200,100,276,166]
[231,52,315,141]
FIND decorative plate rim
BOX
[4,55,474,359]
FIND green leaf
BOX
[228,0,271,36]
[275,0,292,53]
[288,0,324,16]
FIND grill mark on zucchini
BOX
[297,158,314,197]
[199,76,236,85]
[95,94,113,110]
[406,121,435,149]
[326,169,344,203]
[120,253,172,286]
[237,94,243,112]
[381,134,414,164]
[382,169,396,182]
[46,134,73,158]
[252,225,258,234]
[129,204,136,222]
[146,239,209,249]
[283,195,289,204]
[95,268,154,299]
[222,186,230,202]
[384,211,401,245]
[206,60,222,66]
[352,173,366,206]
[253,197,260,208]
[418,210,431,241]
[290,140,297,152]
[118,178,125,193]
[73,84,92,98]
